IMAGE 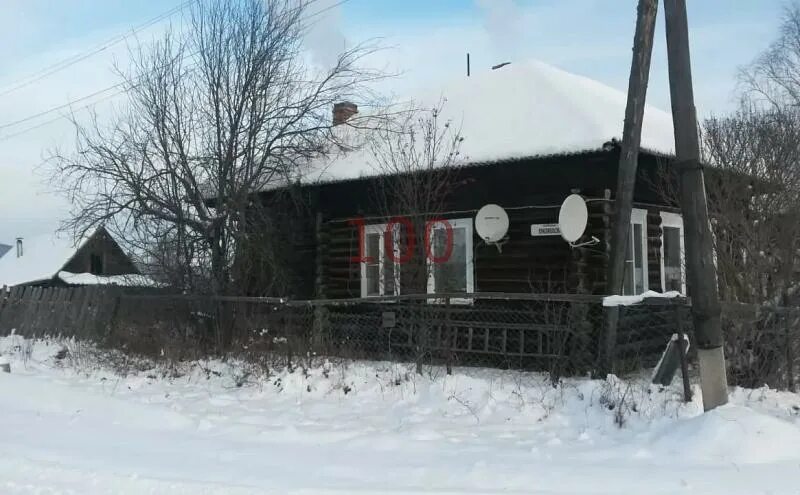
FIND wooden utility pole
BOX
[605,0,659,371]
[663,0,728,410]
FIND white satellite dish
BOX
[475,204,509,243]
[558,194,588,243]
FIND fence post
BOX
[415,300,426,376]
[286,303,294,371]
[312,304,327,354]
[676,303,692,402]
[104,290,122,346]
[445,296,453,375]
[603,307,619,375]
[787,309,795,393]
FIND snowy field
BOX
[1,335,800,494]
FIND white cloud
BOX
[304,0,348,68]
[474,0,526,61]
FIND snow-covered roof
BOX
[0,232,86,287]
[308,59,676,184]
[0,230,153,288]
[57,271,158,287]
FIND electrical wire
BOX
[0,0,352,141]
[0,88,129,143]
[0,83,127,132]
[0,0,196,99]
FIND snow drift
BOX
[0,335,799,494]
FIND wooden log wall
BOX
[645,208,664,292]
[318,190,617,298]
[596,202,674,294]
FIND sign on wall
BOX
[530,223,561,236]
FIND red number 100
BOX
[348,216,453,264]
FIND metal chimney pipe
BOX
[15,237,22,258]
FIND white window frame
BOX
[624,208,649,295]
[360,223,401,298]
[659,211,686,294]
[426,218,474,304]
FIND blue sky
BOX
[0,0,789,239]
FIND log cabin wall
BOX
[253,148,679,299]
[646,208,664,292]
[319,197,614,299]
[242,190,319,298]
[315,151,623,299]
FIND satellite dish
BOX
[558,194,588,243]
[475,204,509,243]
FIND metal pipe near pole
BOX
[663,0,728,411]
[604,0,659,373]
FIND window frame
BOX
[425,217,475,304]
[624,208,649,295]
[359,223,401,298]
[659,211,686,294]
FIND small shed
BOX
[0,227,152,289]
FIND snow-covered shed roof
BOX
[0,229,153,288]
[56,271,157,287]
[307,59,676,184]
[0,232,85,287]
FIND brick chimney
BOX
[332,101,358,126]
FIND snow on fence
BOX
[0,287,798,389]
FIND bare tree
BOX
[367,99,466,296]
[230,187,311,297]
[703,106,800,304]
[50,0,384,294]
[648,4,800,305]
[651,104,800,304]
[741,2,800,111]
[364,99,465,373]
[133,219,210,292]
[716,2,800,304]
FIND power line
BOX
[0,88,128,143]
[305,0,350,20]
[0,0,196,99]
[0,0,351,141]
[0,83,127,131]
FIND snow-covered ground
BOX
[1,335,800,494]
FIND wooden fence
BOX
[0,287,682,374]
[0,285,119,340]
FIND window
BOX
[660,212,686,294]
[623,209,648,295]
[360,223,400,298]
[90,253,104,275]
[426,218,474,302]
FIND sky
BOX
[0,0,789,242]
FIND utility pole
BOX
[663,0,728,410]
[605,0,659,372]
